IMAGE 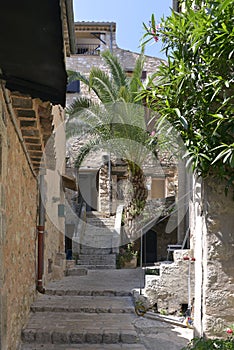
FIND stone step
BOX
[66,267,88,276]
[81,231,114,237]
[81,247,112,255]
[78,254,116,265]
[21,312,139,344]
[87,218,115,225]
[45,287,131,297]
[76,264,116,270]
[21,344,146,350]
[87,216,115,222]
[30,295,134,314]
[80,236,115,246]
[80,241,115,249]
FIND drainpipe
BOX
[37,173,45,294]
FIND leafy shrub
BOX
[182,337,234,350]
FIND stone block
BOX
[86,330,103,343]
[173,249,193,262]
[52,331,70,343]
[11,96,33,109]
[120,330,138,343]
[70,331,86,343]
[21,329,36,342]
[103,330,120,343]
[66,260,76,269]
[35,330,52,343]
[17,109,36,118]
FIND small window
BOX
[125,70,147,80]
[66,80,80,93]
[141,71,147,80]
[125,70,133,78]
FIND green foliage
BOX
[160,309,168,315]
[66,51,155,169]
[116,243,138,268]
[66,50,145,116]
[139,0,234,186]
[182,337,234,350]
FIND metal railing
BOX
[76,44,100,56]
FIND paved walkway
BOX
[20,269,192,350]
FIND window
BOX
[66,80,80,93]
[125,70,147,80]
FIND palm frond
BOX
[75,138,101,168]
[129,54,145,99]
[89,68,117,103]
[101,50,128,90]
[118,86,131,102]
[67,70,89,86]
[66,119,88,140]
[66,96,94,118]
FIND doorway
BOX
[142,229,157,265]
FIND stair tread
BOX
[45,288,131,296]
[22,312,138,333]
[31,295,134,313]
[21,344,146,350]
[76,265,116,270]
[79,254,116,257]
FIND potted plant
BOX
[117,243,138,268]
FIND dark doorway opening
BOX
[142,229,157,266]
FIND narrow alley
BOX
[20,269,192,350]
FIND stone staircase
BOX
[20,270,146,350]
[77,212,118,269]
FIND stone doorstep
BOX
[22,328,139,344]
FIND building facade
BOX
[65,22,181,263]
[0,1,74,348]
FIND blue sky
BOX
[73,0,173,59]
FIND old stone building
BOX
[0,1,74,348]
[65,21,182,264]
[66,21,163,105]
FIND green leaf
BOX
[219,0,232,11]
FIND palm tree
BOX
[66,50,157,237]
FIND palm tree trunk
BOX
[124,161,148,238]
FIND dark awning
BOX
[0,0,67,107]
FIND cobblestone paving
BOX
[20,268,192,350]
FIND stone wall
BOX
[0,89,38,350]
[43,105,66,283]
[144,250,195,315]
[193,178,234,338]
[0,89,67,349]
